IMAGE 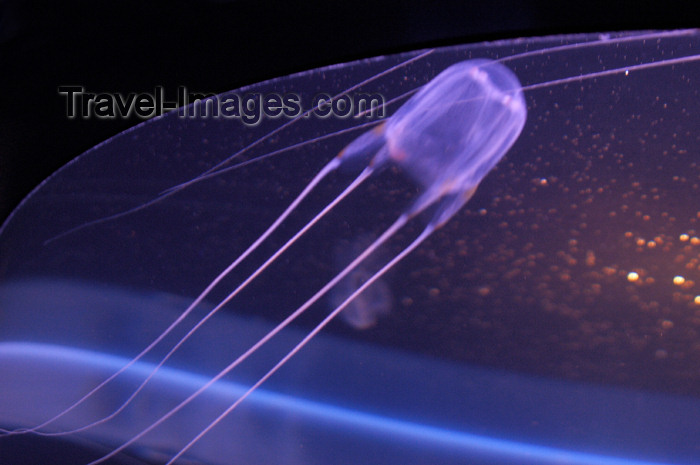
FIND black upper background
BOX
[0,0,695,224]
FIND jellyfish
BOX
[2,30,700,465]
[330,234,393,330]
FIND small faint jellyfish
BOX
[330,235,393,330]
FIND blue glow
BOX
[0,342,684,465]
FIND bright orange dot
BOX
[673,276,686,285]
[680,234,689,241]
[692,237,700,245]
[695,296,700,305]
[627,272,639,282]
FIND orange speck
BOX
[585,250,596,267]
[477,286,491,296]
[389,147,407,162]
